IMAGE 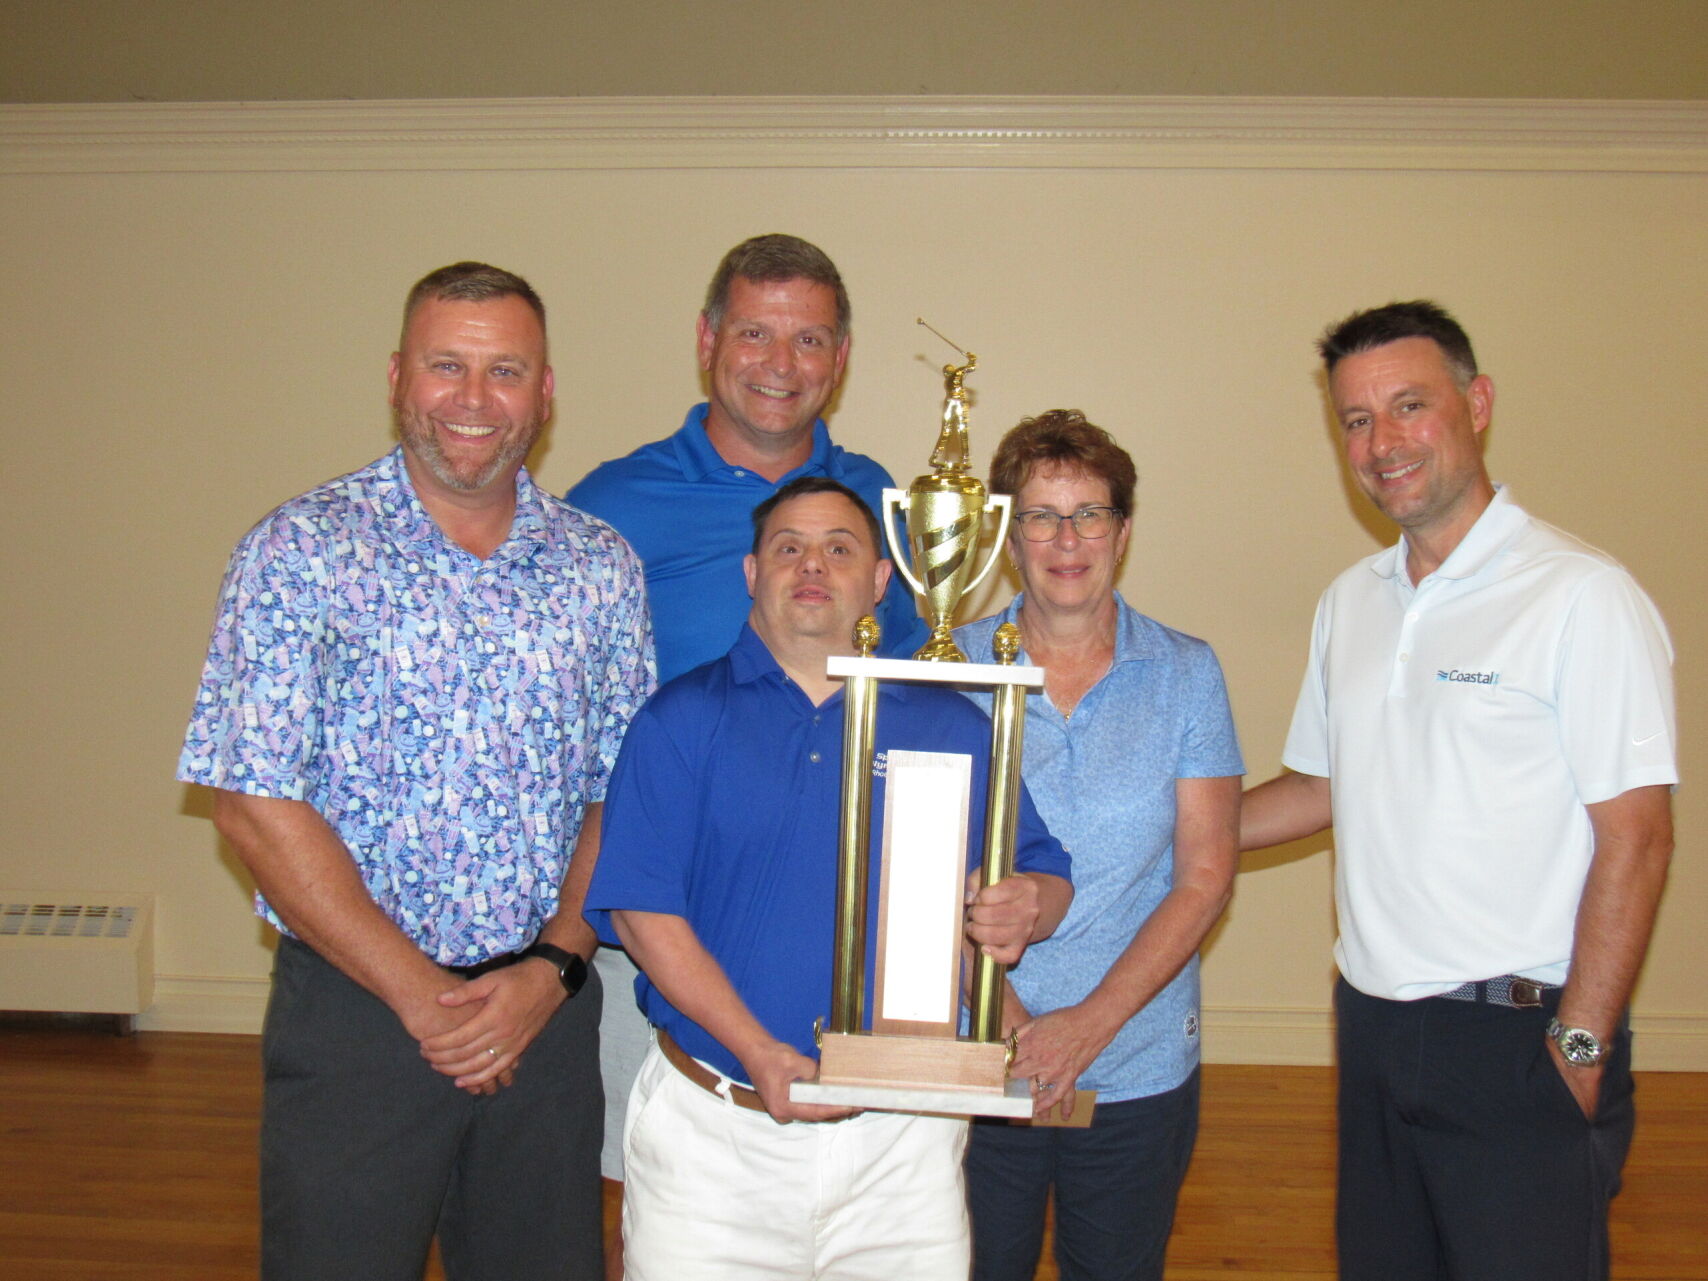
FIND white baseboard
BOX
[134,981,1708,1071]
[138,974,269,1035]
[1622,1012,1708,1072]
[1202,1005,1336,1066]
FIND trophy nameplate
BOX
[872,750,969,1036]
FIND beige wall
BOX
[6,0,1708,102]
[2,97,1703,1065]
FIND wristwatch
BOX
[521,942,589,998]
[1546,1017,1605,1067]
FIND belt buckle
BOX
[1509,978,1543,1008]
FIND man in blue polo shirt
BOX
[569,233,923,682]
[585,477,1071,1280]
[566,234,926,1221]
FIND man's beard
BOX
[396,409,538,493]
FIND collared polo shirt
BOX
[585,624,1071,1086]
[178,447,656,964]
[567,403,927,683]
[1283,487,1677,999]
[958,594,1244,1100]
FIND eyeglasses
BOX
[1012,506,1122,542]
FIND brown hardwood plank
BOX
[2,1028,1702,1278]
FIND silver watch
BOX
[1546,1017,1605,1067]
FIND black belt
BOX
[1436,975,1557,1008]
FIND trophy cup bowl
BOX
[883,473,1011,662]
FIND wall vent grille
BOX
[1,901,139,939]
[0,892,154,1015]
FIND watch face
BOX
[562,953,588,997]
[1549,1018,1603,1066]
[1561,1029,1601,1065]
[523,943,587,997]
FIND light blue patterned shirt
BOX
[957,594,1243,1100]
[179,447,656,964]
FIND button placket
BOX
[1391,604,1422,698]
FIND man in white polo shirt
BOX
[1240,300,1676,1281]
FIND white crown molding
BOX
[4,96,1705,175]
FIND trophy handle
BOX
[881,488,929,598]
[959,494,1013,599]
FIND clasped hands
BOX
[413,959,566,1096]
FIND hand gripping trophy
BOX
[791,324,1043,1118]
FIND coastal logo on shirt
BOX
[1436,667,1500,686]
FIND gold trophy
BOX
[791,326,1042,1119]
[882,324,1012,661]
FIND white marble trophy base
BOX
[791,1074,1034,1118]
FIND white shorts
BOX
[622,1039,971,1280]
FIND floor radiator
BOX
[0,893,155,1023]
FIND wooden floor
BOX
[1,1027,1704,1279]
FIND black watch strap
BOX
[521,942,588,998]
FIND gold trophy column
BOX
[830,617,881,1035]
[969,622,1025,1042]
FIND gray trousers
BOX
[260,936,604,1281]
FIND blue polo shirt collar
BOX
[670,402,838,483]
[726,622,929,707]
[993,591,1159,668]
[728,622,789,686]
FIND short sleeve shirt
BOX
[958,595,1244,1100]
[585,624,1071,1085]
[1282,488,1677,998]
[567,403,927,683]
[178,448,656,964]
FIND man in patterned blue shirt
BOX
[179,262,655,1281]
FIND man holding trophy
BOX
[567,236,927,1232]
[585,476,1071,1280]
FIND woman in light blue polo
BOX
[957,410,1243,1281]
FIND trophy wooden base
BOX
[789,1031,1035,1118]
